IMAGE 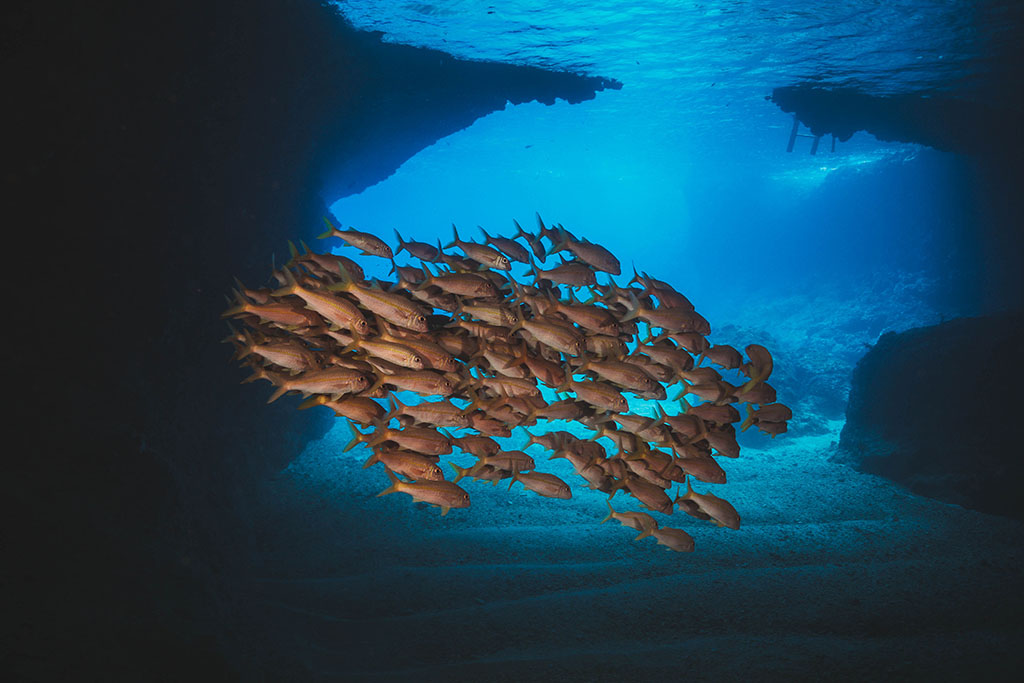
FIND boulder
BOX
[835,313,1024,518]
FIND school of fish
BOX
[222,214,791,553]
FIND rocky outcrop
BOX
[9,0,616,678]
[834,314,1024,519]
[770,86,1023,157]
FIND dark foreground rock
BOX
[8,1,614,679]
[835,313,1024,519]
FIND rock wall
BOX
[8,1,616,678]
[835,314,1024,519]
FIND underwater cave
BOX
[11,0,1024,680]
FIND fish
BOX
[550,227,621,275]
[512,219,546,262]
[559,378,629,413]
[612,473,674,514]
[698,344,743,370]
[446,225,512,271]
[453,435,501,458]
[376,469,470,515]
[734,380,777,405]
[345,420,452,455]
[386,394,470,428]
[318,216,393,258]
[623,293,711,335]
[469,450,535,475]
[515,316,585,356]
[575,357,665,398]
[297,394,385,425]
[740,343,774,392]
[364,449,444,481]
[740,402,792,431]
[651,527,695,552]
[676,480,740,530]
[479,225,531,264]
[419,265,499,298]
[232,330,320,373]
[531,257,598,287]
[226,217,789,554]
[222,294,322,329]
[287,240,367,282]
[509,471,571,498]
[340,332,425,370]
[600,500,658,540]
[366,369,456,397]
[262,366,371,403]
[394,229,442,261]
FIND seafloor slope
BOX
[240,416,1024,681]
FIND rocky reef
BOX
[835,313,1024,519]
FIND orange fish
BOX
[376,469,470,515]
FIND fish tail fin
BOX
[460,386,482,415]
[628,262,642,287]
[478,225,492,243]
[343,420,368,452]
[286,240,301,267]
[270,265,301,298]
[508,472,519,491]
[232,329,254,360]
[608,478,628,499]
[362,451,380,469]
[449,461,470,484]
[376,468,402,497]
[325,261,354,293]
[384,393,404,423]
[527,255,542,285]
[393,228,407,255]
[535,212,552,241]
[739,365,767,394]
[634,527,655,541]
[241,366,266,384]
[266,384,289,404]
[740,403,756,432]
[318,215,337,239]
[600,498,615,524]
[512,219,527,241]
[296,395,324,411]
[444,223,460,249]
[621,291,642,322]
[549,226,569,254]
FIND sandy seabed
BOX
[243,418,1024,681]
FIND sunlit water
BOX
[318,3,996,429]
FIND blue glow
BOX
[253,4,1024,677]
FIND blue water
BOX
[242,3,1024,679]
[324,1,991,430]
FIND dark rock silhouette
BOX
[770,86,1023,157]
[9,0,616,678]
[835,313,1024,519]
